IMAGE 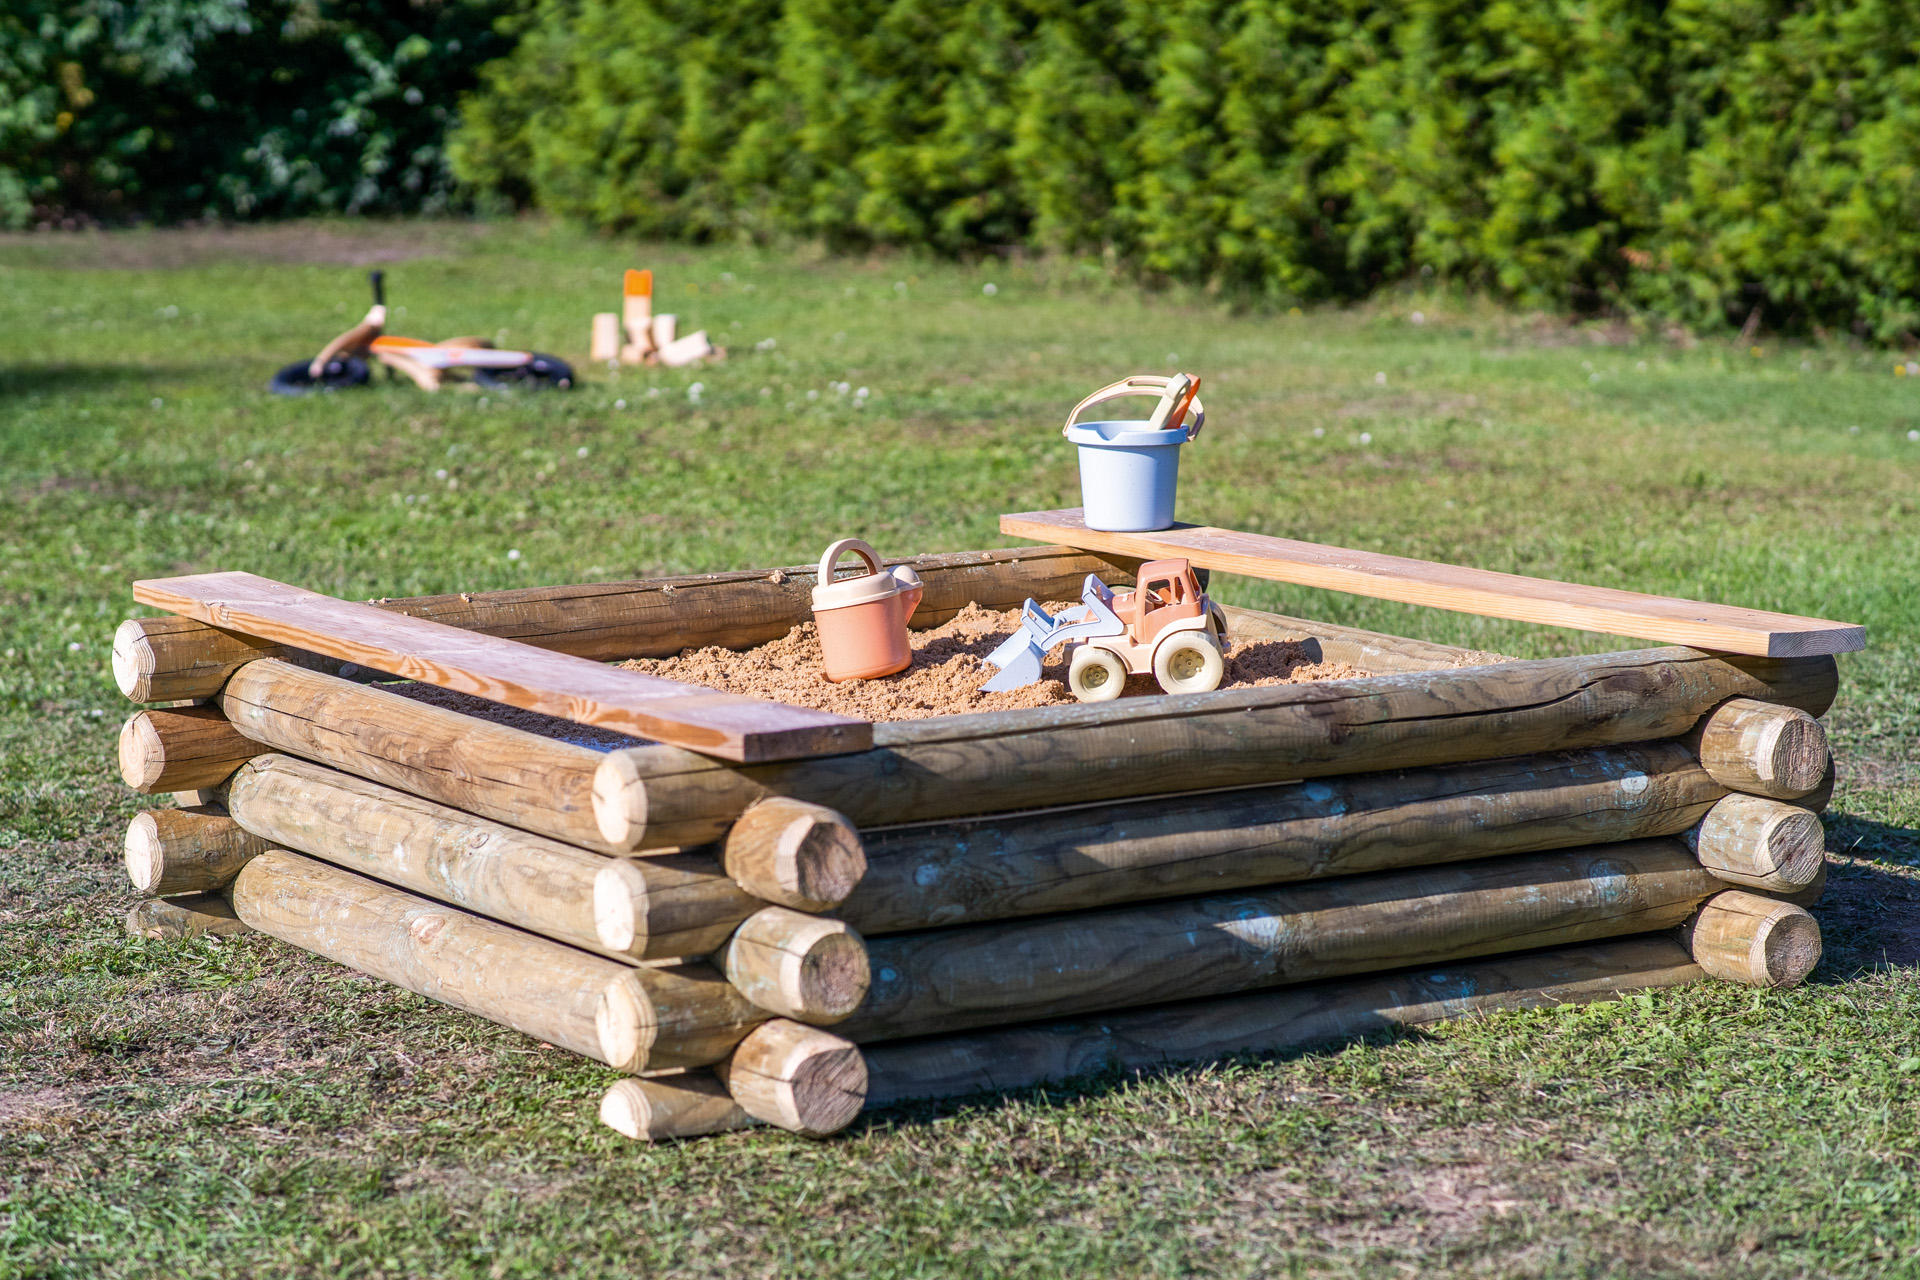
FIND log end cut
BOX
[718,1019,867,1137]
[1690,793,1826,892]
[599,1073,756,1142]
[723,797,868,913]
[118,706,261,793]
[1683,890,1822,988]
[1694,699,1830,800]
[721,907,871,1024]
[126,893,251,941]
[591,750,651,851]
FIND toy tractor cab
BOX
[980,558,1228,702]
[1069,559,1227,701]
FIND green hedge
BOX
[0,0,517,226]
[453,0,1920,340]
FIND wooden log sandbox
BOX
[108,538,1854,1141]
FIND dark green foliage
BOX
[452,0,1920,340]
[0,0,517,227]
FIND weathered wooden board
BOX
[134,571,869,763]
[1002,509,1865,658]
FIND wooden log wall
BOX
[224,754,761,961]
[838,841,1726,1043]
[229,850,767,1071]
[837,742,1724,934]
[111,548,1844,1140]
[592,648,1835,849]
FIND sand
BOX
[376,603,1368,747]
[616,602,1368,722]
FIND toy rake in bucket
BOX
[1064,373,1205,532]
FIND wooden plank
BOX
[133,571,870,763]
[1001,509,1865,658]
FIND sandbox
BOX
[111,536,1848,1140]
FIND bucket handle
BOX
[1063,373,1205,442]
[818,537,883,586]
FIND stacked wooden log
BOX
[111,544,1840,1142]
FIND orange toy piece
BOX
[811,539,925,682]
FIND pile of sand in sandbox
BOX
[615,601,1368,722]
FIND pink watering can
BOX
[811,538,924,682]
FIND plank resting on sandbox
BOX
[133,571,870,763]
[1001,509,1865,658]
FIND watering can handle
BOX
[1063,374,1206,441]
[818,537,883,586]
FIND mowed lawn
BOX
[3,221,1919,1279]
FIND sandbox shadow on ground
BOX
[1809,826,1920,976]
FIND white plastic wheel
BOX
[1067,645,1128,702]
[1153,630,1225,694]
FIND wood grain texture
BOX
[232,848,630,1064]
[117,705,265,792]
[226,754,758,960]
[1687,793,1826,892]
[718,908,871,1025]
[124,805,270,895]
[1002,509,1864,657]
[838,841,1724,1043]
[595,647,1837,850]
[599,1073,756,1142]
[1690,698,1830,799]
[837,743,1724,935]
[230,849,766,1071]
[721,797,867,912]
[717,1020,868,1137]
[117,547,1133,703]
[1680,889,1822,987]
[1767,861,1827,909]
[862,935,1703,1106]
[113,616,283,703]
[125,892,252,940]
[134,570,869,763]
[1217,605,1507,674]
[220,660,618,852]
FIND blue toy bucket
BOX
[1062,374,1207,532]
[1065,421,1189,531]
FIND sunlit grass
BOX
[2,221,1917,1278]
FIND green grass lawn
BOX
[3,220,1918,1279]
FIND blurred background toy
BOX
[271,271,574,394]
[589,268,722,368]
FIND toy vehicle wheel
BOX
[269,356,370,396]
[474,353,575,390]
[1154,631,1225,695]
[1067,646,1128,703]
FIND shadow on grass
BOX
[1812,821,1920,976]
[0,363,172,398]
